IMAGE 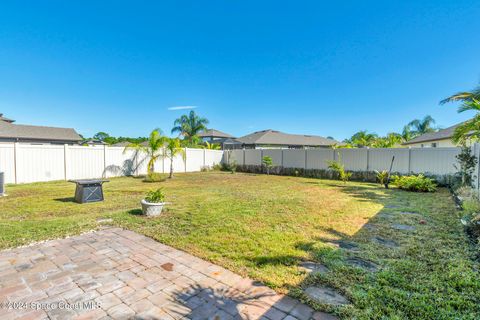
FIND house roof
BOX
[112,141,131,147]
[403,123,462,145]
[198,129,234,139]
[0,115,82,142]
[236,129,339,147]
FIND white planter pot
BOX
[141,199,165,217]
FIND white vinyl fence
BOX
[2,142,480,189]
[0,143,224,184]
[228,146,478,176]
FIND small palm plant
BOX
[262,156,274,175]
[124,129,166,176]
[164,138,186,179]
[327,153,352,183]
[205,141,221,150]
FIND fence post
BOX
[305,149,307,169]
[243,148,246,166]
[203,148,206,167]
[13,142,18,184]
[64,144,68,180]
[366,147,370,171]
[184,148,188,173]
[408,147,412,173]
[281,149,284,167]
[103,144,107,178]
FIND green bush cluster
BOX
[392,174,437,192]
[144,188,165,203]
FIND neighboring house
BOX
[0,113,82,144]
[402,123,466,148]
[236,129,340,149]
[198,129,241,149]
[112,141,131,147]
[198,129,235,142]
[81,139,108,146]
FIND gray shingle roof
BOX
[0,117,82,142]
[402,123,462,145]
[237,129,339,147]
[198,129,234,139]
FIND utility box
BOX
[69,179,109,203]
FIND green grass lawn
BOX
[1,172,479,319]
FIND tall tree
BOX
[171,111,209,143]
[124,129,166,175]
[93,132,110,141]
[408,115,437,135]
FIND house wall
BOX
[406,138,457,148]
[0,143,224,184]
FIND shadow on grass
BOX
[53,197,76,203]
[128,209,144,215]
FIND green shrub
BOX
[392,174,437,192]
[460,197,480,239]
[327,155,352,183]
[262,156,274,175]
[221,160,237,174]
[144,188,165,203]
[200,166,212,172]
[143,172,167,182]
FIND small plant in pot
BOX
[141,188,166,216]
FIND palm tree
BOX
[204,141,221,150]
[164,138,186,179]
[348,130,378,148]
[373,133,402,148]
[440,84,480,104]
[401,125,416,142]
[171,111,209,143]
[408,115,437,135]
[441,83,480,144]
[124,129,167,175]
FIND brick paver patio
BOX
[0,228,336,320]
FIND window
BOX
[431,143,437,148]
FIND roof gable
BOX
[0,118,82,142]
[237,129,339,146]
[198,129,234,139]
[403,123,462,145]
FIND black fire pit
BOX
[69,179,109,203]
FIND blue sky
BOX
[1,1,480,141]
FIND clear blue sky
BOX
[1,1,480,141]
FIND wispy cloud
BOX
[168,106,197,111]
